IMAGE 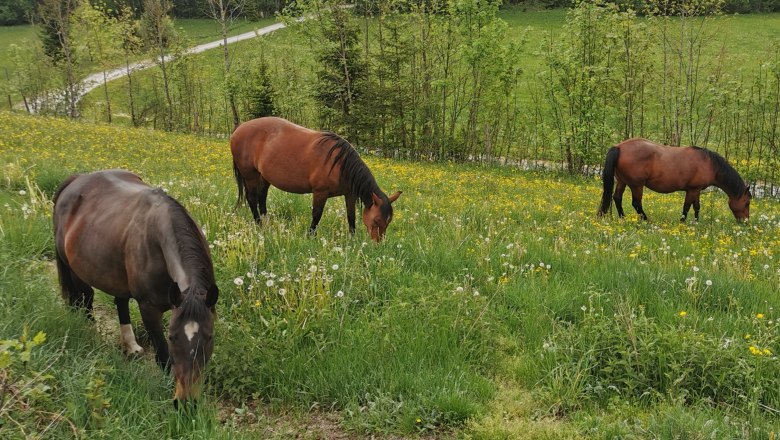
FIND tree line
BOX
[2,0,780,189]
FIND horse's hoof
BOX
[124,344,145,357]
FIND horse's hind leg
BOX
[681,190,701,222]
[630,186,648,221]
[55,254,95,319]
[613,180,627,218]
[115,297,144,356]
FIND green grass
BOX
[1,112,780,437]
[0,24,37,76]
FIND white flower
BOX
[546,264,551,270]
[246,272,255,278]
[332,264,339,271]
[266,280,274,287]
[18,189,26,196]
[456,286,464,292]
[335,290,344,298]
[473,290,480,297]
[233,277,244,286]
[278,288,286,296]
[693,266,700,272]
[705,279,713,286]
[308,265,317,273]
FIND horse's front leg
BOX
[345,194,357,235]
[309,192,329,236]
[681,190,701,222]
[139,304,170,370]
[115,297,144,356]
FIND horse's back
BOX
[614,138,711,192]
[230,117,329,193]
[54,170,170,297]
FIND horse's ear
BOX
[371,192,382,207]
[169,282,183,307]
[388,191,402,203]
[206,284,219,307]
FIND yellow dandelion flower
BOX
[744,334,751,340]
[678,311,687,317]
[749,346,761,356]
[756,313,765,319]
[763,348,772,356]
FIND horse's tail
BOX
[598,146,620,216]
[233,160,245,210]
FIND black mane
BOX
[692,147,747,197]
[163,193,216,309]
[319,132,391,216]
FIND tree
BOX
[37,0,82,117]
[140,0,177,129]
[73,1,125,123]
[206,0,246,128]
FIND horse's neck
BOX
[158,209,208,293]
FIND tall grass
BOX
[1,112,779,437]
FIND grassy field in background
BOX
[0,18,275,79]
[2,112,780,438]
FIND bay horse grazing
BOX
[53,170,218,406]
[230,117,401,242]
[598,138,751,222]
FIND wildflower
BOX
[415,418,422,424]
[473,290,480,297]
[246,272,255,278]
[455,286,464,293]
[233,277,244,286]
[749,345,762,356]
[266,280,274,287]
[693,266,700,272]
[18,189,26,195]
[332,264,339,271]
[678,311,687,317]
[309,265,317,273]
[756,313,765,319]
[705,279,712,286]
[764,348,773,356]
[278,288,286,296]
[254,300,260,307]
[335,290,344,298]
[745,333,751,340]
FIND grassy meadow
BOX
[1,111,780,438]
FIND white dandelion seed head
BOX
[233,277,244,286]
[705,279,712,286]
[332,264,339,271]
[278,288,286,296]
[18,189,26,196]
[335,290,344,298]
[693,266,700,272]
[456,286,464,292]
[309,265,317,273]
[266,279,274,287]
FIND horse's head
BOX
[363,191,402,242]
[728,185,752,222]
[168,283,219,406]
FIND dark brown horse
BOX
[230,117,401,242]
[598,138,751,222]
[53,170,218,405]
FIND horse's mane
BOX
[162,192,215,309]
[319,132,391,215]
[692,147,747,197]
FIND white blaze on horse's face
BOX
[184,321,199,341]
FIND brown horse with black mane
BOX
[598,138,751,222]
[230,117,401,242]
[53,170,218,406]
